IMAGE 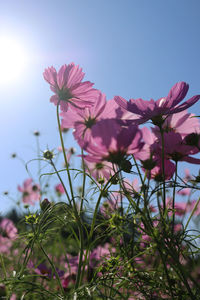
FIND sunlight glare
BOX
[0,36,28,85]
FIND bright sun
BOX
[0,36,28,85]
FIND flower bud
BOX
[43,150,54,160]
[34,130,40,136]
[40,198,51,211]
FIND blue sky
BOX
[0,0,200,213]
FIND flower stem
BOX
[172,161,178,234]
[160,128,166,212]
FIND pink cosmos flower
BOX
[90,243,114,268]
[43,63,99,112]
[61,92,107,147]
[61,96,125,148]
[177,169,192,196]
[134,127,175,179]
[162,132,200,164]
[84,156,115,182]
[146,158,176,181]
[114,82,200,126]
[166,198,188,216]
[55,183,65,195]
[153,109,200,137]
[84,119,144,168]
[0,218,17,239]
[0,236,12,253]
[57,146,75,166]
[188,200,200,215]
[135,127,159,161]
[177,187,191,196]
[123,178,140,197]
[100,192,121,218]
[0,219,17,253]
[18,178,40,205]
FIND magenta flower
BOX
[61,96,125,148]
[84,119,143,169]
[162,132,200,164]
[55,183,65,195]
[153,109,200,137]
[135,127,159,161]
[61,92,107,147]
[43,63,99,112]
[18,178,40,205]
[114,82,200,126]
[146,158,176,181]
[90,243,114,268]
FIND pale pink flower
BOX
[55,183,65,195]
[0,218,17,239]
[57,146,75,166]
[166,198,188,216]
[84,156,115,182]
[100,192,121,217]
[114,82,200,126]
[0,219,17,253]
[177,187,191,196]
[174,224,183,232]
[184,168,192,181]
[43,63,99,112]
[188,200,200,215]
[18,178,40,205]
[90,243,114,268]
[123,178,139,194]
[0,236,12,253]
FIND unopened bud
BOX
[40,198,51,211]
[34,130,40,136]
[43,150,54,160]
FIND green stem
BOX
[50,158,72,206]
[75,227,84,289]
[56,103,84,290]
[80,148,86,213]
[38,242,65,296]
[36,134,41,177]
[132,155,144,186]
[0,254,7,279]
[160,128,166,212]
[185,197,200,231]
[172,161,178,234]
[80,172,119,284]
[56,103,75,203]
